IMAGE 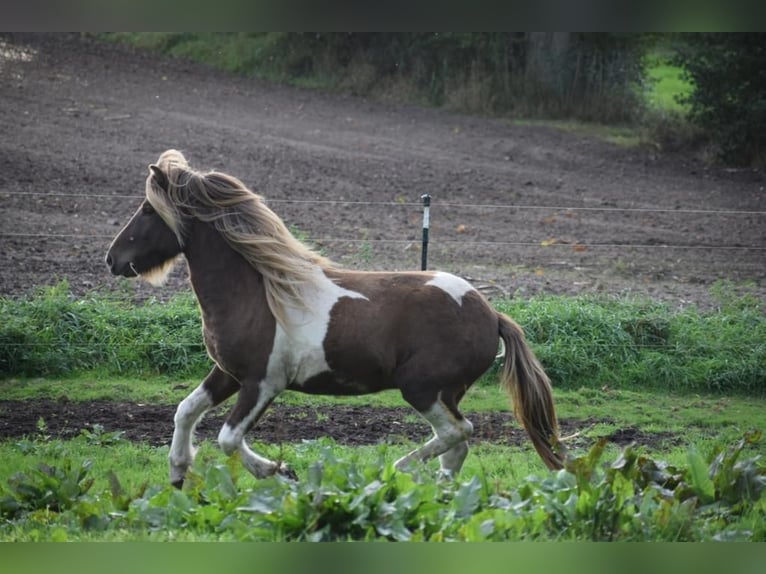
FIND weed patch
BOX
[1,434,763,541]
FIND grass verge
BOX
[2,282,763,395]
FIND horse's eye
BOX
[142,203,155,215]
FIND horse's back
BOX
[320,269,500,390]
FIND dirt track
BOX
[0,34,764,448]
[0,399,676,451]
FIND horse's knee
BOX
[440,417,473,447]
[174,386,212,427]
[173,401,192,427]
[457,418,473,441]
[217,423,241,456]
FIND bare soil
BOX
[0,399,677,451]
[0,34,763,450]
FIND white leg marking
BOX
[169,384,214,484]
[217,381,284,479]
[218,386,274,455]
[425,272,475,306]
[439,442,469,478]
[394,401,473,472]
[239,441,286,478]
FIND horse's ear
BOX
[149,164,169,192]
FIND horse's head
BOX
[105,164,183,286]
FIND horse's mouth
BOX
[105,253,139,278]
[112,263,138,279]
[106,255,177,286]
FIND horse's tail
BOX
[497,312,564,470]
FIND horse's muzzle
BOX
[105,252,137,278]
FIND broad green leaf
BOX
[687,449,715,504]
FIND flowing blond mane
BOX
[146,149,334,326]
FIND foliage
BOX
[0,281,208,378]
[673,33,766,166]
[1,434,763,541]
[1,282,764,395]
[102,33,649,123]
[495,287,766,395]
[644,52,693,113]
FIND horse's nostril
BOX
[105,254,114,271]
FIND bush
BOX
[674,33,766,167]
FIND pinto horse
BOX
[106,150,563,487]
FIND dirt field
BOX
[0,399,676,451]
[0,34,764,448]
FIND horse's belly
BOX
[289,370,395,395]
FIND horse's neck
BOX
[183,220,268,321]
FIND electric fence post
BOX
[420,194,431,271]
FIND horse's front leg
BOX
[169,366,239,488]
[217,377,292,479]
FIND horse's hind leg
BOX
[169,366,239,488]
[394,392,473,476]
[439,441,469,476]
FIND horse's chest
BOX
[203,327,234,371]
[202,321,274,381]
[270,323,331,385]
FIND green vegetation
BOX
[2,282,763,395]
[645,53,693,113]
[496,288,766,395]
[673,33,766,166]
[0,282,208,378]
[0,430,763,541]
[2,282,764,540]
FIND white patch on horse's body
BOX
[275,268,368,387]
[425,272,475,306]
[217,268,368,476]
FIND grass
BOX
[645,53,693,113]
[1,282,763,540]
[2,365,764,541]
[2,281,764,395]
[3,375,763,469]
[1,427,763,541]
[495,290,766,395]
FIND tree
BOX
[674,33,766,166]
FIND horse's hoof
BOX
[171,479,184,490]
[276,464,298,481]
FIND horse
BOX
[105,149,563,487]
